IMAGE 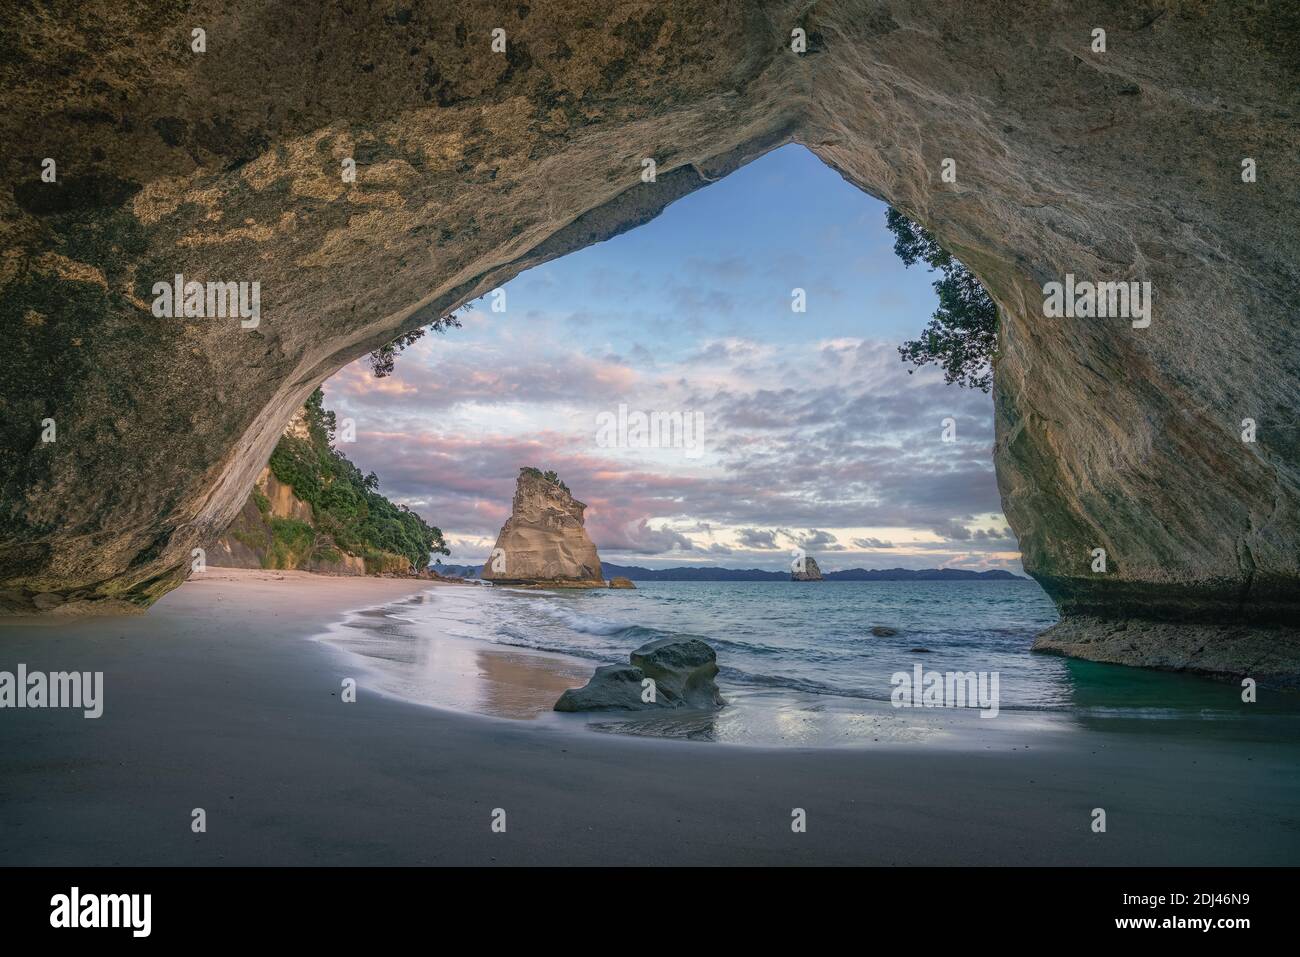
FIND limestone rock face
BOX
[1033,618,1300,690]
[792,556,823,581]
[480,470,603,586]
[1,2,1297,675]
[555,637,724,712]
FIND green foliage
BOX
[232,528,266,552]
[312,545,342,565]
[266,518,316,570]
[887,207,998,392]
[268,388,450,571]
[303,387,337,444]
[521,466,570,494]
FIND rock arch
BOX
[2,3,1297,674]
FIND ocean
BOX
[318,579,1300,747]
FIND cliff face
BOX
[211,467,368,575]
[481,470,604,586]
[1,3,1297,675]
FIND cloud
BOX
[930,520,974,541]
[599,519,695,554]
[330,341,639,413]
[735,528,782,549]
[792,528,843,550]
[852,537,894,549]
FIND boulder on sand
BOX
[554,637,724,712]
[553,665,651,712]
[630,636,725,708]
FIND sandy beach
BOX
[1,569,1297,866]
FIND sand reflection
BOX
[472,648,591,719]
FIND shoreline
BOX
[2,569,1297,865]
[316,587,1089,749]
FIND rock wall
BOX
[1,2,1297,674]
[481,470,604,586]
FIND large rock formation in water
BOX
[1,3,1297,677]
[480,469,604,586]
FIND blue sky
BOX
[324,144,1021,572]
[494,143,939,349]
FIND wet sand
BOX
[1,569,1297,866]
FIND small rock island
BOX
[792,555,824,581]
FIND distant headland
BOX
[436,561,1025,582]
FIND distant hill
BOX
[434,563,488,579]
[432,561,1025,582]
[819,567,1024,581]
[602,563,1025,582]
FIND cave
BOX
[2,1,1297,679]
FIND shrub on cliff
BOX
[887,208,998,392]
[267,389,450,570]
[521,466,570,495]
[366,310,465,378]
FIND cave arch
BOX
[2,3,1297,674]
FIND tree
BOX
[367,310,466,378]
[303,386,336,442]
[887,208,998,392]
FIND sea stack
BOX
[792,556,824,581]
[480,468,605,587]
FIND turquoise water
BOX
[324,579,1300,746]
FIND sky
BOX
[322,144,1021,573]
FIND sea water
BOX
[318,580,1300,747]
